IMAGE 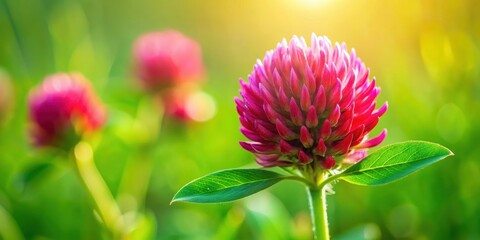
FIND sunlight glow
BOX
[295,0,329,7]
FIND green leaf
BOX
[171,169,289,203]
[339,141,453,185]
[14,161,56,192]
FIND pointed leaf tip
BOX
[171,169,290,203]
[339,141,453,186]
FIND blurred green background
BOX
[1,0,479,239]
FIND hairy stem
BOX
[307,187,329,240]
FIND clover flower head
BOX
[133,30,205,91]
[235,34,387,169]
[28,73,106,148]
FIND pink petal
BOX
[364,117,379,133]
[240,126,264,142]
[245,99,264,118]
[300,125,314,148]
[255,121,278,140]
[272,69,284,91]
[331,133,353,155]
[277,87,290,111]
[300,85,311,111]
[322,65,335,90]
[239,116,254,130]
[322,155,336,169]
[260,84,279,110]
[313,85,326,114]
[234,97,246,115]
[239,141,256,152]
[305,106,318,128]
[326,80,342,111]
[256,153,279,162]
[357,77,376,100]
[251,143,279,153]
[343,150,367,164]
[350,125,366,146]
[255,154,286,167]
[339,87,354,111]
[289,98,303,126]
[356,129,387,149]
[305,65,316,94]
[290,69,301,98]
[313,138,327,156]
[276,119,298,140]
[319,119,332,139]
[337,59,347,80]
[298,150,312,164]
[372,102,388,118]
[328,104,341,126]
[280,140,297,155]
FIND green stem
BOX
[307,187,329,240]
[317,173,342,191]
[73,142,125,239]
[117,97,164,212]
[117,151,153,211]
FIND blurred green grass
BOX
[1,0,480,239]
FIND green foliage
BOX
[172,169,288,203]
[173,142,453,205]
[14,161,56,192]
[338,141,453,186]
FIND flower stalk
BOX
[73,142,125,239]
[307,186,329,240]
[117,98,164,212]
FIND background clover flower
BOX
[235,34,387,169]
[133,30,205,91]
[28,73,106,148]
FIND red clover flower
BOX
[28,73,106,148]
[133,30,205,91]
[235,34,387,169]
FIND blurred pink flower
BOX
[28,73,106,148]
[235,34,387,169]
[133,30,205,91]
